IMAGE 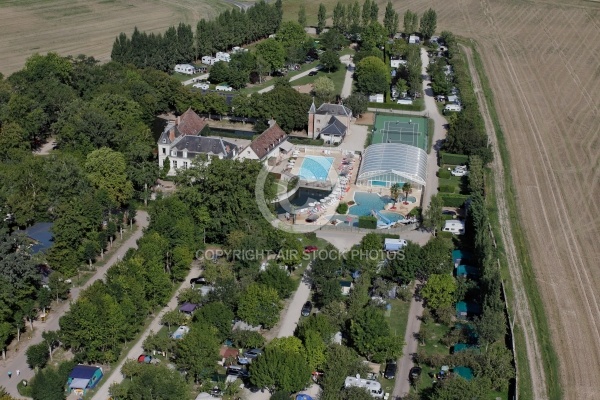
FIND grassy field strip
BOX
[468,42,561,400]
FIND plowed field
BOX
[384,0,600,398]
[0,0,229,74]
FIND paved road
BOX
[340,54,354,99]
[392,284,425,399]
[419,48,449,211]
[0,211,149,397]
[91,264,201,400]
[181,73,209,86]
[391,48,446,399]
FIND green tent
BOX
[453,366,473,381]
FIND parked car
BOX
[451,166,468,177]
[226,365,249,378]
[301,301,313,317]
[192,82,209,90]
[308,70,318,76]
[243,349,263,360]
[409,366,422,382]
[384,361,397,379]
[189,276,207,285]
[304,245,318,253]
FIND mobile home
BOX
[201,56,216,65]
[344,376,384,398]
[443,220,465,235]
[444,104,462,113]
[174,64,195,75]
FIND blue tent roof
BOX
[296,395,314,400]
[69,365,100,380]
[452,249,473,266]
[453,343,479,353]
[455,265,480,278]
[456,301,482,317]
[454,366,473,380]
[20,222,54,253]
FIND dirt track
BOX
[0,0,227,74]
[385,0,600,398]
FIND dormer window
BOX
[171,150,177,157]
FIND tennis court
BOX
[371,114,427,151]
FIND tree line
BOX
[112,0,284,72]
[438,31,493,163]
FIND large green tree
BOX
[317,4,327,34]
[109,362,190,400]
[355,56,390,95]
[421,273,456,309]
[420,8,437,39]
[256,39,285,73]
[85,147,133,207]
[349,307,403,362]
[383,1,399,37]
[175,324,220,382]
[237,283,281,328]
[249,342,311,393]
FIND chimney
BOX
[169,128,175,141]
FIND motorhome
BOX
[443,220,466,235]
[201,56,216,65]
[444,104,462,113]
[344,376,384,398]
[215,52,231,62]
[174,64,195,75]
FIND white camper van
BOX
[201,56,216,65]
[174,64,195,75]
[344,376,384,398]
[444,104,462,113]
[443,220,465,235]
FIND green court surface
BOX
[372,113,428,151]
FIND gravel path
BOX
[0,211,149,397]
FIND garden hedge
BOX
[336,202,349,214]
[438,185,456,193]
[437,168,451,179]
[441,152,469,166]
[358,216,378,229]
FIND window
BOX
[172,160,178,169]
[317,128,321,132]
[162,148,166,154]
[183,161,188,169]
[162,138,166,143]
[171,150,177,157]
[317,119,320,123]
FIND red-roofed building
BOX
[237,120,291,165]
[158,109,239,175]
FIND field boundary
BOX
[465,40,561,399]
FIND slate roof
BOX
[308,99,317,114]
[315,103,352,117]
[69,365,100,380]
[172,136,237,159]
[320,116,347,136]
[249,123,288,160]
[20,222,53,254]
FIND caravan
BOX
[174,64,195,75]
[344,376,384,398]
[444,104,462,113]
[443,220,466,235]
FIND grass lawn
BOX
[291,66,346,95]
[172,72,205,83]
[240,60,320,95]
[438,175,468,194]
[387,298,412,339]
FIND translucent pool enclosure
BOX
[357,143,427,189]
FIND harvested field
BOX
[379,0,600,398]
[0,0,230,74]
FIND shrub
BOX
[336,202,348,214]
[358,216,377,229]
[408,207,422,217]
[441,152,469,166]
[438,185,455,193]
[439,194,469,207]
[437,168,451,179]
[435,305,455,325]
[438,231,454,240]
[304,232,317,240]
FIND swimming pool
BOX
[349,192,395,216]
[299,156,334,181]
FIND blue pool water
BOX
[299,156,334,181]
[380,211,405,222]
[349,192,395,216]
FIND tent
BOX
[455,265,480,279]
[453,366,473,381]
[452,249,473,266]
[179,302,199,314]
[456,302,482,319]
[171,325,190,339]
[452,343,480,354]
[296,395,314,400]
